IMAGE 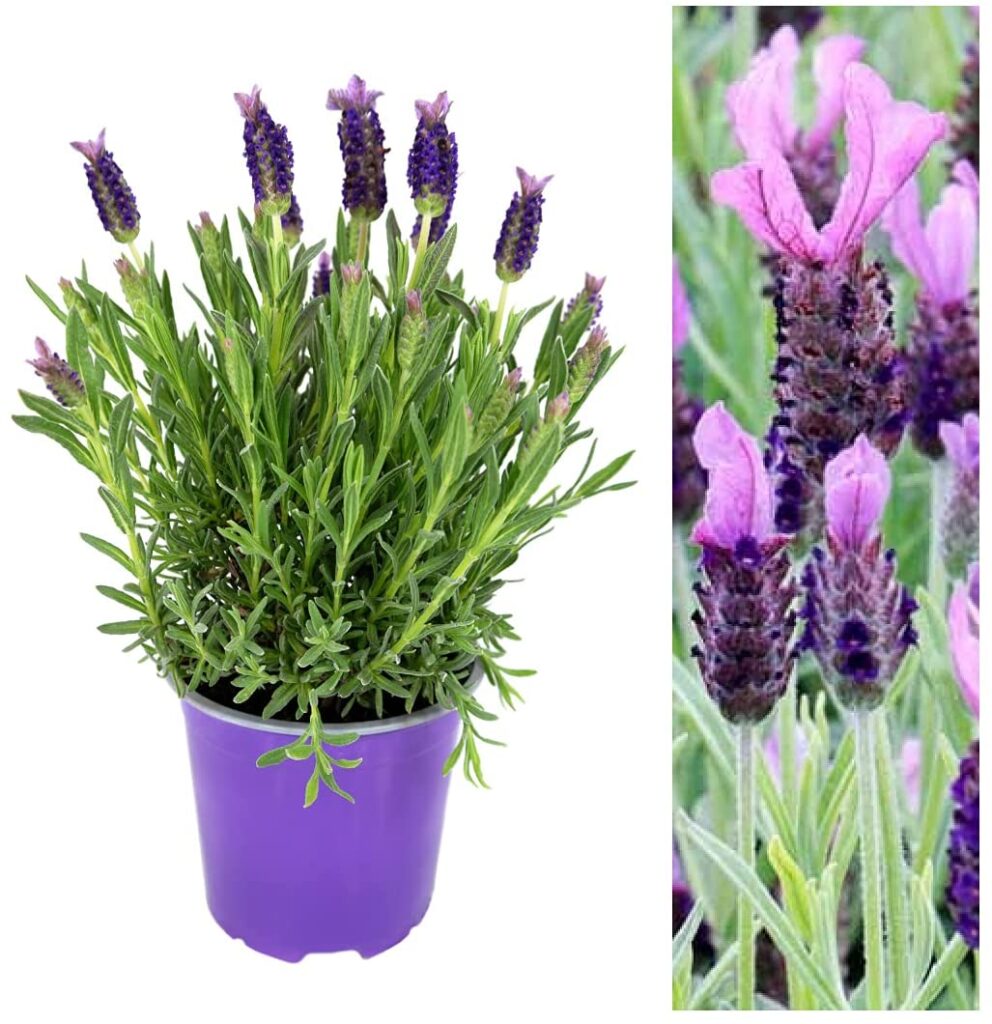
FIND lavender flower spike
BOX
[27,338,85,408]
[882,168,978,458]
[328,75,387,222]
[941,415,980,577]
[672,258,705,523]
[494,167,552,282]
[562,272,607,331]
[70,130,140,243]
[690,403,796,724]
[947,741,979,949]
[566,326,609,405]
[312,252,332,299]
[408,91,458,244]
[947,563,980,717]
[234,87,295,217]
[801,437,917,710]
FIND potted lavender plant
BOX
[14,77,631,961]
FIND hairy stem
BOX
[407,212,433,290]
[737,722,756,1010]
[855,709,885,1010]
[489,280,510,348]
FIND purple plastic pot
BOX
[180,662,480,962]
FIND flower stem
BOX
[737,722,756,1010]
[356,218,370,265]
[127,240,144,271]
[927,457,948,606]
[854,708,885,1010]
[489,280,510,348]
[407,213,433,290]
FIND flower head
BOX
[408,91,458,242]
[942,414,980,476]
[312,251,332,298]
[280,193,303,244]
[70,129,141,242]
[328,75,387,221]
[823,435,891,550]
[882,168,977,311]
[948,564,980,717]
[713,64,947,265]
[545,390,570,423]
[947,741,979,949]
[493,166,552,282]
[563,272,607,331]
[690,403,774,549]
[27,338,85,408]
[234,86,295,216]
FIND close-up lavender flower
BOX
[328,75,388,224]
[562,272,607,333]
[234,86,295,217]
[714,62,947,536]
[25,338,85,408]
[882,162,978,458]
[947,563,980,718]
[494,167,552,283]
[70,130,141,243]
[407,91,458,244]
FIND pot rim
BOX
[178,659,483,737]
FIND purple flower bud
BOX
[673,846,716,968]
[494,167,552,282]
[948,564,980,717]
[506,366,524,392]
[114,256,148,313]
[801,522,916,711]
[408,91,458,243]
[941,415,980,576]
[328,75,387,222]
[27,338,85,408]
[946,741,979,949]
[312,252,332,298]
[823,436,891,551]
[281,193,303,244]
[544,390,570,422]
[566,326,609,405]
[70,130,140,243]
[563,272,607,330]
[340,262,363,286]
[405,289,423,317]
[234,86,295,217]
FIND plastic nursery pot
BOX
[180,661,481,962]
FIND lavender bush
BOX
[15,79,631,805]
[673,7,979,1011]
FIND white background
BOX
[0,2,668,1022]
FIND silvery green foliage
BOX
[16,198,630,804]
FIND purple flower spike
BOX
[70,129,140,243]
[690,404,796,724]
[493,167,552,282]
[27,338,85,408]
[328,75,387,222]
[280,193,303,244]
[948,564,980,717]
[823,436,891,551]
[946,741,979,949]
[882,168,978,459]
[563,272,607,332]
[312,251,332,298]
[234,86,295,217]
[408,91,458,243]
[801,444,915,710]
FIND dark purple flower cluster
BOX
[408,92,458,244]
[951,40,980,173]
[281,194,303,244]
[328,75,388,222]
[800,534,917,710]
[673,365,706,523]
[70,131,140,243]
[312,251,332,298]
[494,167,552,282]
[768,257,907,536]
[692,536,797,723]
[27,338,85,408]
[947,741,979,950]
[906,299,979,458]
[234,87,294,216]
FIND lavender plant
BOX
[674,6,979,1013]
[15,81,631,806]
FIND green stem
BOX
[407,212,433,290]
[874,712,910,1007]
[355,218,370,265]
[779,670,799,827]
[737,722,756,1010]
[927,457,948,607]
[127,240,144,271]
[489,280,510,348]
[854,709,885,1010]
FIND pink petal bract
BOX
[821,64,948,262]
[925,180,977,307]
[823,435,891,550]
[804,34,866,154]
[947,565,980,717]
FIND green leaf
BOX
[97,619,148,635]
[96,584,146,613]
[256,747,288,768]
[80,533,134,573]
[12,415,93,471]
